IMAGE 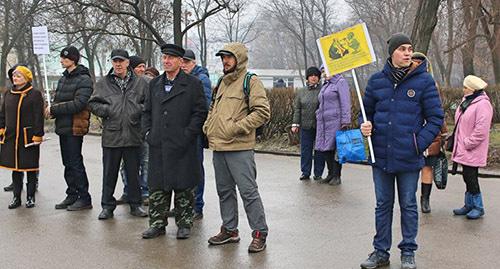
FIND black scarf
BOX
[460,90,483,112]
[387,58,411,84]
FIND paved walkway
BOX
[0,134,499,269]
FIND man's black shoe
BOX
[142,227,166,239]
[98,209,114,220]
[130,206,148,217]
[360,251,390,269]
[67,199,93,211]
[8,197,21,209]
[401,255,416,269]
[116,194,128,205]
[55,196,78,210]
[299,174,310,180]
[313,176,322,181]
[177,227,191,239]
[4,183,13,192]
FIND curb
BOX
[255,150,500,179]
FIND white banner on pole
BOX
[32,26,51,106]
[32,26,50,55]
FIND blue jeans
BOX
[372,167,419,258]
[120,141,149,197]
[194,136,205,213]
[300,128,325,177]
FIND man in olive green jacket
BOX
[203,42,270,253]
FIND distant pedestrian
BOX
[451,75,493,220]
[116,55,149,206]
[291,66,325,181]
[181,49,212,220]
[315,67,351,185]
[411,52,448,214]
[0,65,44,209]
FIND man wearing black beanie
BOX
[359,34,444,269]
[47,46,94,211]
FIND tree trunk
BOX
[173,0,182,46]
[445,0,454,86]
[410,0,441,54]
[461,0,481,77]
[431,35,446,86]
[493,20,500,85]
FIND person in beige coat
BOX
[203,42,270,253]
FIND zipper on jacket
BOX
[413,133,419,155]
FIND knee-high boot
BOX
[420,183,432,213]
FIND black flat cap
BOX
[161,43,185,57]
[183,49,196,61]
[215,50,234,57]
[111,49,129,60]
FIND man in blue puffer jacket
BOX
[181,50,212,220]
[359,34,444,269]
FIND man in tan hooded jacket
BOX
[203,42,270,253]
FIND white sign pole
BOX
[32,26,51,106]
[42,55,50,106]
[351,68,375,163]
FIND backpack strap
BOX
[243,72,257,106]
[210,76,224,109]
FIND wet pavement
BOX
[0,134,499,269]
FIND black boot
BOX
[421,183,432,213]
[26,176,36,208]
[26,196,35,208]
[8,196,21,209]
[3,182,14,192]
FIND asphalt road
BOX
[0,134,498,269]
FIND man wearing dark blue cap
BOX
[141,43,207,240]
[88,48,149,220]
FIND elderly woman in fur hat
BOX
[451,75,493,219]
[0,65,45,209]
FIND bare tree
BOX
[0,0,43,89]
[478,0,500,84]
[411,0,443,54]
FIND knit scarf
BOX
[460,90,483,112]
[387,58,411,84]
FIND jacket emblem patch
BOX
[407,89,415,98]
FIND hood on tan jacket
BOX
[218,42,249,84]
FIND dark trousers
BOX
[101,146,141,209]
[321,149,342,177]
[194,137,205,213]
[59,135,91,202]
[12,171,37,198]
[462,164,480,194]
[300,128,325,177]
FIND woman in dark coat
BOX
[0,65,45,209]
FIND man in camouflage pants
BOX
[141,43,207,240]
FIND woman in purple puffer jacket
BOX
[315,69,351,185]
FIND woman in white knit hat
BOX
[450,75,493,219]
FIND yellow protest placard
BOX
[316,23,376,76]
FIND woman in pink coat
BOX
[451,75,493,219]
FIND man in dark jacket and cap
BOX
[141,44,207,240]
[45,46,94,211]
[88,49,149,220]
[359,34,444,269]
[181,49,212,220]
